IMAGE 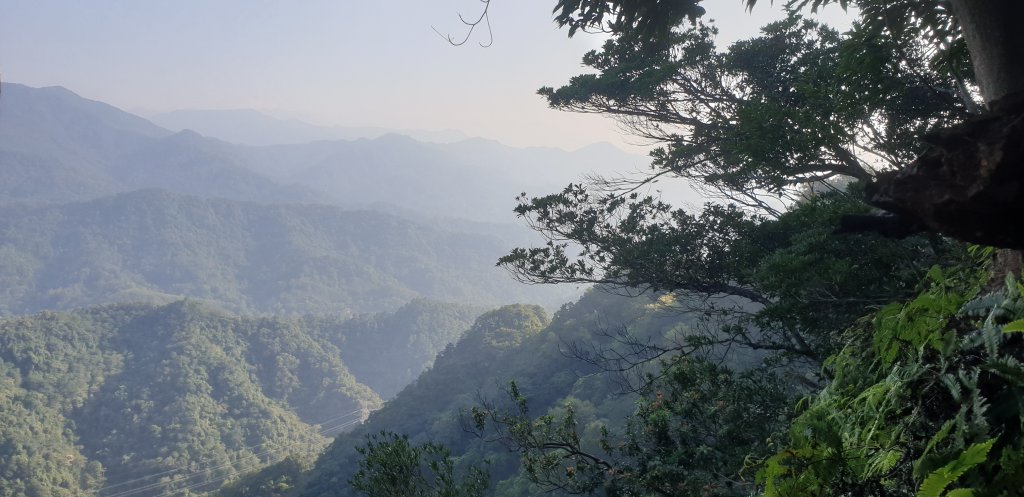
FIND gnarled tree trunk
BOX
[865,1,1024,252]
[949,0,1024,107]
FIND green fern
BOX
[916,438,996,497]
[759,260,1024,497]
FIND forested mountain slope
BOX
[255,289,757,497]
[309,299,486,400]
[0,301,375,497]
[0,189,567,315]
[0,298,483,497]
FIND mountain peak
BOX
[168,128,206,141]
[573,141,630,155]
[21,83,77,97]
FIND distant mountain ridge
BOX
[0,82,633,497]
[0,83,321,205]
[0,82,590,315]
[0,83,663,223]
[0,189,573,316]
[148,108,469,146]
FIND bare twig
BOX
[432,0,494,47]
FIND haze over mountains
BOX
[0,84,313,206]
[0,81,664,496]
[0,190,566,316]
[1,83,651,222]
[0,82,664,314]
[148,109,470,146]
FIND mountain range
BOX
[0,81,661,496]
[0,188,575,316]
[0,82,612,315]
[1,83,655,223]
[148,108,469,146]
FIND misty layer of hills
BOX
[148,109,470,146]
[0,83,640,314]
[0,189,563,315]
[0,82,665,497]
[0,83,648,222]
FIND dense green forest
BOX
[0,298,480,496]
[214,288,761,496]
[0,190,566,316]
[256,2,1024,497]
[5,0,1024,496]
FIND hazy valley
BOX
[0,82,647,497]
[5,2,1024,496]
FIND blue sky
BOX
[1,0,853,149]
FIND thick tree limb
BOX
[865,95,1024,248]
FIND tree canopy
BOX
[482,1,1024,496]
[500,8,966,367]
[216,3,1024,497]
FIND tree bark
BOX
[985,249,1024,293]
[949,0,1024,107]
[854,1,1024,250]
[950,0,1024,280]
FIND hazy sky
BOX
[1,0,853,150]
